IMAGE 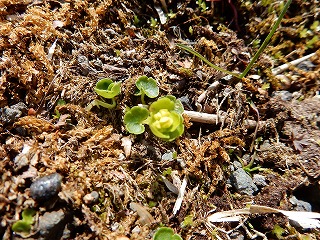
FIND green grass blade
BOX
[176,43,241,79]
[239,0,292,78]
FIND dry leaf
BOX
[130,202,155,226]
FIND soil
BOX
[0,0,319,239]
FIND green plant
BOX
[124,96,184,141]
[85,78,121,111]
[53,99,66,119]
[148,96,184,141]
[177,0,292,79]
[124,106,149,134]
[12,209,36,233]
[135,75,159,104]
[196,0,207,12]
[153,227,182,240]
[271,224,286,239]
[181,215,193,228]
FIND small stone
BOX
[253,174,267,187]
[111,222,120,231]
[143,66,151,74]
[1,102,27,123]
[39,209,66,239]
[233,161,242,170]
[14,144,32,171]
[230,230,245,240]
[83,191,99,205]
[272,90,293,101]
[230,168,258,196]
[289,196,312,212]
[296,60,315,71]
[161,151,176,161]
[30,173,62,201]
[132,225,140,234]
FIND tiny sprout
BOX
[148,96,184,141]
[135,75,159,104]
[85,78,121,111]
[12,208,36,233]
[153,227,182,240]
[123,106,149,134]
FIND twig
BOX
[183,110,259,129]
[271,52,316,75]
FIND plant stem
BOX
[176,43,241,79]
[239,0,292,78]
[141,92,146,105]
[85,99,116,111]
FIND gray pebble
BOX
[161,151,175,161]
[143,66,151,74]
[272,90,293,101]
[1,102,27,123]
[83,191,99,205]
[30,173,62,202]
[289,196,312,212]
[230,230,245,240]
[296,60,315,71]
[77,55,90,76]
[230,168,258,196]
[253,174,267,187]
[39,209,66,239]
[232,161,243,170]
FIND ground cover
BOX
[0,0,319,239]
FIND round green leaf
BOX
[153,227,182,240]
[124,106,149,134]
[136,76,159,98]
[94,78,121,99]
[149,97,175,112]
[165,95,184,114]
[125,122,145,134]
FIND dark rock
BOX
[30,173,62,202]
[230,168,258,196]
[39,209,67,240]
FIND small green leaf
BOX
[12,209,36,233]
[136,76,159,98]
[22,209,36,224]
[94,78,121,99]
[181,215,193,228]
[12,221,32,233]
[272,224,286,239]
[124,106,149,134]
[153,227,182,240]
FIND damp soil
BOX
[0,0,320,239]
